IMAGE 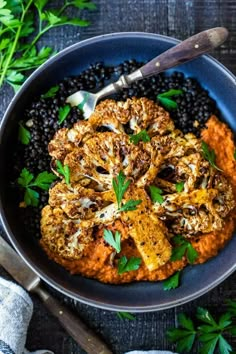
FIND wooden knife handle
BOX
[34,286,113,354]
[139,27,228,78]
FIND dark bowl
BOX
[0,32,236,312]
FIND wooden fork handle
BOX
[34,286,113,354]
[139,27,228,78]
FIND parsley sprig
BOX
[56,160,70,185]
[117,312,136,320]
[130,129,150,145]
[58,104,71,124]
[157,89,183,110]
[201,141,223,172]
[170,235,198,264]
[103,229,121,253]
[41,85,59,98]
[163,271,181,290]
[118,255,141,274]
[17,167,57,206]
[112,171,142,212]
[167,301,236,353]
[149,185,164,204]
[175,181,184,193]
[0,0,96,92]
[18,122,31,145]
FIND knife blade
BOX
[0,236,112,354]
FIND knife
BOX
[0,236,113,354]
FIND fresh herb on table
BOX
[201,141,223,172]
[0,0,96,92]
[167,301,236,353]
[163,271,181,290]
[149,185,164,204]
[18,122,31,145]
[58,104,71,124]
[41,85,59,98]
[56,160,70,185]
[157,89,183,110]
[118,255,141,274]
[117,311,136,320]
[130,129,151,145]
[17,168,57,206]
[112,171,142,212]
[175,181,184,193]
[103,229,121,253]
[170,235,198,264]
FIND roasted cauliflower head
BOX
[40,97,235,271]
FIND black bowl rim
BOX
[0,31,236,312]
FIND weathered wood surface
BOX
[1,1,236,353]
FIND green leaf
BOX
[158,89,183,98]
[6,70,24,83]
[218,312,232,329]
[71,0,97,10]
[58,104,71,124]
[45,11,62,25]
[103,229,121,253]
[149,185,164,204]
[199,333,220,342]
[218,335,232,354]
[167,327,196,352]
[199,336,219,354]
[201,141,223,172]
[226,299,236,316]
[130,129,150,145]
[170,244,187,262]
[116,311,136,320]
[157,97,177,110]
[186,244,199,264]
[112,171,131,209]
[198,324,219,333]
[117,256,141,274]
[18,122,31,145]
[176,181,184,193]
[178,313,195,331]
[234,150,236,160]
[34,0,48,12]
[63,18,90,27]
[18,168,34,188]
[24,187,39,207]
[171,235,198,264]
[41,85,59,98]
[0,38,10,50]
[32,171,57,190]
[196,307,218,328]
[56,160,70,185]
[118,199,142,212]
[163,271,181,290]
[177,334,196,353]
[228,326,236,335]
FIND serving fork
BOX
[66,27,228,119]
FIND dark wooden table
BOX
[1,1,236,353]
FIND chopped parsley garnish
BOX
[175,181,184,193]
[56,160,70,185]
[112,171,141,212]
[163,271,181,290]
[170,235,198,264]
[167,302,236,354]
[201,141,223,172]
[58,104,71,124]
[157,89,183,110]
[103,229,121,253]
[149,185,164,204]
[41,85,59,98]
[17,168,57,206]
[18,122,31,145]
[117,255,141,275]
[130,129,150,145]
[117,312,136,320]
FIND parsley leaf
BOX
[226,299,236,316]
[201,141,223,172]
[171,235,198,264]
[56,160,70,185]
[157,89,183,111]
[18,122,31,145]
[167,313,196,352]
[103,229,121,253]
[163,271,181,290]
[116,311,136,320]
[41,85,59,98]
[130,129,150,145]
[176,181,184,193]
[118,199,142,212]
[58,104,71,124]
[117,256,141,274]
[112,171,131,209]
[17,168,56,206]
[149,185,164,204]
